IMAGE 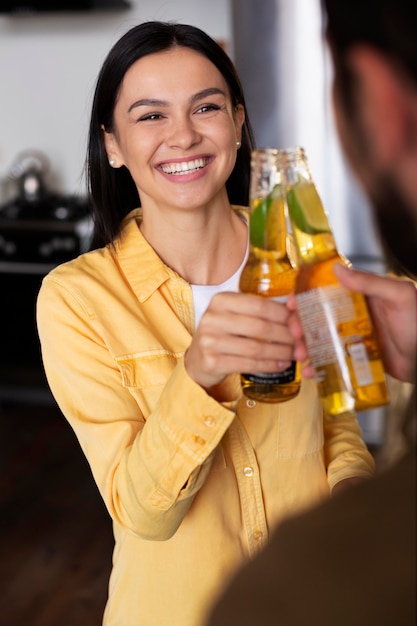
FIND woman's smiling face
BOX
[104,46,245,214]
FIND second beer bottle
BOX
[281,146,390,416]
[239,147,301,403]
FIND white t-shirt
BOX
[191,245,249,329]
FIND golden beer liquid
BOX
[287,179,390,417]
[295,253,389,416]
[239,194,301,403]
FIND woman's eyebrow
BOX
[190,87,226,102]
[127,87,226,113]
[128,98,167,113]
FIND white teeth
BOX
[161,158,207,175]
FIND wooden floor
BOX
[0,399,114,626]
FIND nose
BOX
[167,114,201,150]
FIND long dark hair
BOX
[87,21,256,249]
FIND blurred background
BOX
[0,1,410,624]
[0,0,387,433]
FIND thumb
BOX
[333,263,387,297]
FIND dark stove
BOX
[0,163,92,404]
[0,191,91,270]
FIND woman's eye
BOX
[138,113,165,122]
[196,104,221,114]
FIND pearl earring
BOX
[109,158,116,167]
[236,140,241,148]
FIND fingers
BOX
[209,291,291,325]
[205,292,294,345]
[287,263,417,383]
[333,262,407,299]
[333,262,376,292]
[197,332,295,367]
[286,291,298,312]
[185,292,297,391]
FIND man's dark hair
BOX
[322,0,417,82]
[322,0,417,279]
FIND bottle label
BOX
[348,342,373,386]
[243,362,298,385]
[296,285,373,387]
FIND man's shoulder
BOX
[279,448,415,541]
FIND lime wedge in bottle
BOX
[250,184,282,249]
[286,183,331,235]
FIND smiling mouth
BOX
[160,157,208,175]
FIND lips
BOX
[160,157,208,175]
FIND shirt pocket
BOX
[116,350,180,415]
[117,351,228,471]
[117,350,180,388]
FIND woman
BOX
[36,21,374,626]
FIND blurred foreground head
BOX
[322,0,417,279]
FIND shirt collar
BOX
[112,205,249,302]
[113,209,173,302]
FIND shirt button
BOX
[243,466,254,477]
[246,399,256,408]
[253,530,264,542]
[204,416,216,427]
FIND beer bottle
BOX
[281,146,390,416]
[239,147,301,403]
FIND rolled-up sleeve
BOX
[37,273,237,541]
[323,411,375,491]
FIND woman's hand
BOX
[184,292,296,392]
[287,263,417,383]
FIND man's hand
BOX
[287,263,417,383]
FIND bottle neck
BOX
[249,193,288,257]
[248,147,292,257]
[292,229,339,265]
[283,166,338,264]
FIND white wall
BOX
[0,0,232,201]
[233,0,381,260]
[286,0,382,259]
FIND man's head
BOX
[322,0,417,278]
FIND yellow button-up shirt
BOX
[37,209,374,626]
